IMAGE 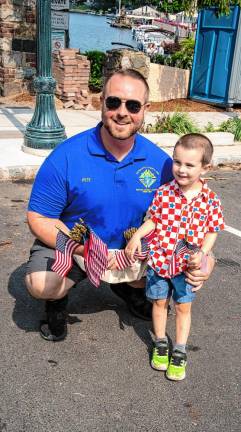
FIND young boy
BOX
[125,133,225,381]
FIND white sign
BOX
[52,31,66,52]
[51,0,69,10]
[51,11,69,30]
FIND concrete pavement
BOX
[0,106,241,180]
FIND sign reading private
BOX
[52,31,66,52]
[51,11,69,30]
[51,0,69,11]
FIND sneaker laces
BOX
[170,351,186,366]
[155,343,168,356]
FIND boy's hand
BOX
[125,234,142,261]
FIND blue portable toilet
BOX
[189,6,241,108]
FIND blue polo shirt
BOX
[29,123,173,249]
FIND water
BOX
[69,13,138,53]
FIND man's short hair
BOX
[174,133,213,165]
[102,69,149,101]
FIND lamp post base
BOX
[24,78,67,152]
[23,127,67,155]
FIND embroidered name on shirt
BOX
[81,177,92,182]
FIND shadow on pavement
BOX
[8,263,152,352]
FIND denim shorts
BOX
[146,267,196,304]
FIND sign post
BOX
[51,0,70,49]
[23,0,66,153]
[51,0,69,10]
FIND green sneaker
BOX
[166,350,187,381]
[151,342,169,371]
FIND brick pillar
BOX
[0,0,36,97]
[52,48,91,109]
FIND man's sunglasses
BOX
[105,96,145,114]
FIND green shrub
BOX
[153,37,195,70]
[141,112,199,135]
[204,122,216,132]
[85,50,106,92]
[218,116,241,141]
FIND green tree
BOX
[90,0,241,15]
[134,0,241,15]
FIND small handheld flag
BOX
[51,230,79,278]
[115,230,155,270]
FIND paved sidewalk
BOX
[0,107,240,180]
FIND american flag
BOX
[52,230,79,277]
[115,230,155,270]
[84,229,108,287]
[169,238,199,276]
[52,225,108,287]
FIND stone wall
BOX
[0,0,36,96]
[103,48,150,80]
[148,63,190,102]
[103,49,190,103]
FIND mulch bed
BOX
[1,93,241,113]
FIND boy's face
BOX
[172,145,210,191]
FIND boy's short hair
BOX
[102,68,150,101]
[174,133,213,165]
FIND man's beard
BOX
[103,117,144,140]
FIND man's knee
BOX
[25,271,64,300]
[128,277,146,288]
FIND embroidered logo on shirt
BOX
[136,167,159,193]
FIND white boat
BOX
[132,24,160,39]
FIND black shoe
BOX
[110,284,152,321]
[129,288,152,321]
[40,295,68,342]
[109,283,133,303]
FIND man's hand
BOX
[185,255,215,292]
[107,251,118,270]
[74,244,84,256]
[188,251,202,270]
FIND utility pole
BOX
[23,0,66,155]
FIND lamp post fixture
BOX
[23,0,66,155]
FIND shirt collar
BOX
[172,178,210,199]
[87,122,147,161]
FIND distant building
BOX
[83,0,95,5]
[129,6,161,18]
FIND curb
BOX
[0,135,241,181]
[141,132,235,147]
[1,152,241,181]
[0,166,39,181]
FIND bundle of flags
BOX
[52,222,108,288]
[52,221,155,287]
[115,230,155,270]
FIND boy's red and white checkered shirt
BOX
[147,179,225,278]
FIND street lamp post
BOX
[23,0,66,155]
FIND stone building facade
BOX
[0,0,36,96]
